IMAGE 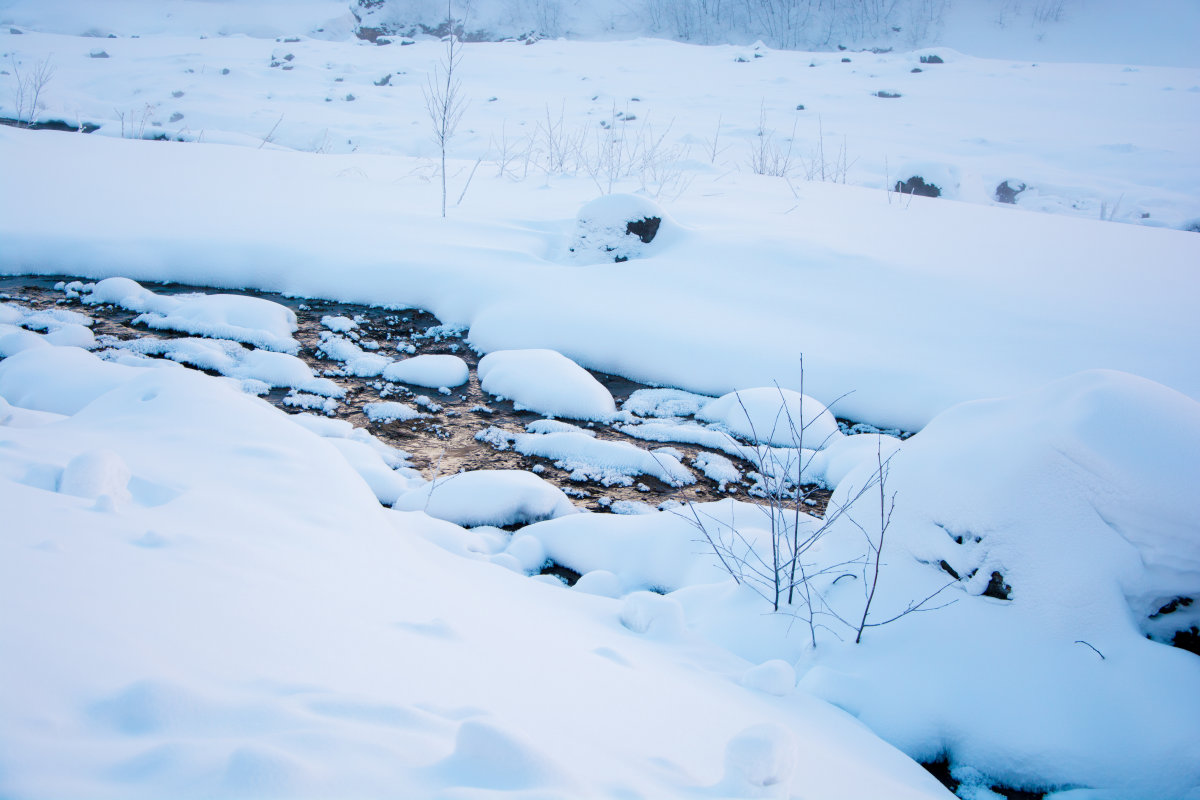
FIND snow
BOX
[1,3,1199,798]
[362,400,425,423]
[381,353,469,388]
[394,468,578,528]
[568,194,674,264]
[697,387,843,449]
[0,358,953,799]
[58,448,133,507]
[620,419,822,488]
[692,450,741,488]
[477,349,617,421]
[319,314,357,333]
[0,346,161,416]
[1,302,96,353]
[110,335,343,397]
[82,278,300,353]
[316,331,391,376]
[479,425,695,487]
[622,387,713,419]
[741,659,797,697]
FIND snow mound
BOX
[809,432,902,488]
[0,325,52,357]
[879,369,1200,629]
[622,387,712,418]
[83,278,300,354]
[798,369,1200,795]
[394,469,578,528]
[477,349,616,421]
[1,303,96,353]
[325,438,422,505]
[0,346,157,415]
[317,332,392,377]
[741,660,796,697]
[363,401,424,424]
[58,449,132,508]
[621,419,820,486]
[719,723,799,799]
[698,388,842,449]
[519,499,783,593]
[433,720,569,792]
[568,194,676,265]
[479,426,694,487]
[382,354,469,389]
[112,336,343,397]
[0,304,24,325]
[619,591,686,638]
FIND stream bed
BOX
[1,274,839,515]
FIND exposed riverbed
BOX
[1,274,847,515]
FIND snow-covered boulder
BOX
[477,349,616,421]
[568,194,674,264]
[393,469,578,528]
[698,387,841,449]
[83,278,300,354]
[382,354,469,389]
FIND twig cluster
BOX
[677,367,954,646]
[9,54,54,128]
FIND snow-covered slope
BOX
[1,2,1198,798]
[0,354,952,799]
[2,125,1196,430]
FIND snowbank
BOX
[0,345,950,800]
[4,126,1196,430]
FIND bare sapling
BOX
[679,360,956,647]
[848,440,957,644]
[423,0,468,217]
[10,54,55,128]
[748,102,797,178]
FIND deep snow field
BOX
[2,1,1199,799]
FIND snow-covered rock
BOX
[698,387,841,449]
[568,194,674,265]
[382,354,469,389]
[393,469,578,528]
[477,349,616,421]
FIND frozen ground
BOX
[1,2,1199,799]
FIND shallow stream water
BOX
[1,274,834,515]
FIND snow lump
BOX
[568,194,675,264]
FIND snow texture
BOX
[1,4,1198,798]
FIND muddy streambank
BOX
[1,274,839,515]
